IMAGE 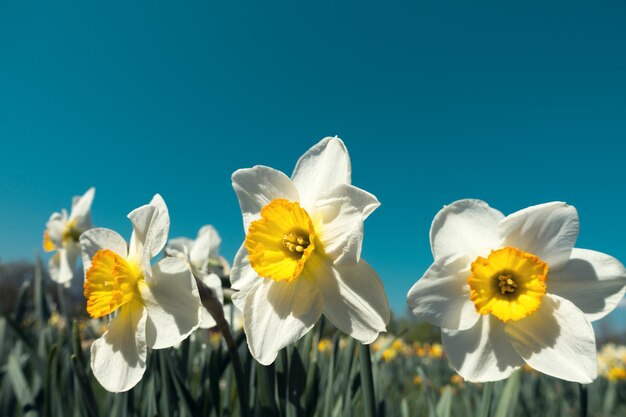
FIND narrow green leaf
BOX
[7,354,39,417]
[256,361,278,417]
[435,386,453,417]
[494,371,521,417]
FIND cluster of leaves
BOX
[1,258,626,417]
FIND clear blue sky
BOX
[1,0,626,326]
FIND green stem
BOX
[195,277,250,417]
[256,361,278,417]
[579,384,588,417]
[478,381,494,417]
[358,343,377,417]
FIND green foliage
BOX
[0,258,625,417]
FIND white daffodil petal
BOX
[506,294,597,383]
[443,316,524,382]
[314,184,380,265]
[79,228,128,271]
[500,202,579,270]
[189,225,219,270]
[548,249,626,322]
[311,254,389,344]
[128,204,157,261]
[291,137,351,209]
[198,273,224,329]
[142,258,202,350]
[55,244,80,285]
[230,245,260,312]
[164,237,193,261]
[69,187,95,230]
[430,199,504,262]
[46,214,65,246]
[199,224,221,254]
[230,244,258,291]
[232,166,300,232]
[128,194,170,263]
[48,253,61,283]
[90,301,147,393]
[243,277,323,365]
[407,254,480,331]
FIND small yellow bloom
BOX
[412,376,422,386]
[607,367,626,382]
[318,338,332,353]
[451,374,464,385]
[429,343,443,359]
[382,348,398,362]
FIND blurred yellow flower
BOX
[412,376,422,386]
[318,338,333,353]
[607,367,626,382]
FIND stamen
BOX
[282,230,310,255]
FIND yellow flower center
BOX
[468,247,548,322]
[63,219,82,243]
[84,249,144,318]
[245,199,316,282]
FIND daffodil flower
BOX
[165,225,228,329]
[407,199,626,383]
[79,195,202,392]
[230,137,390,365]
[43,187,95,286]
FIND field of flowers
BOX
[2,137,626,417]
[1,267,626,417]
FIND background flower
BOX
[79,194,202,392]
[44,187,95,286]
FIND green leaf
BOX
[7,353,39,417]
[435,386,453,417]
[494,371,521,417]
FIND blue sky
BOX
[1,0,626,328]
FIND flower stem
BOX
[478,381,494,417]
[579,383,588,417]
[359,343,377,417]
[256,361,278,417]
[194,277,250,417]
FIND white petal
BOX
[128,194,170,268]
[548,249,626,321]
[141,257,202,349]
[198,273,224,329]
[53,244,80,285]
[232,166,300,231]
[313,184,380,265]
[69,187,95,230]
[407,255,480,331]
[230,245,258,291]
[243,276,323,365]
[291,137,351,210]
[189,225,220,270]
[46,213,65,246]
[79,228,128,272]
[230,245,260,312]
[90,301,147,392]
[442,316,524,382]
[430,199,504,262]
[48,253,61,283]
[164,237,193,261]
[506,294,597,383]
[311,255,389,344]
[500,202,579,270]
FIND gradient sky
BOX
[1,0,626,327]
